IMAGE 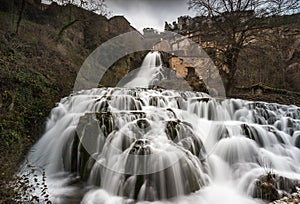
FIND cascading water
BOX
[124,51,164,88]
[21,52,300,204]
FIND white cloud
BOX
[106,0,197,32]
[41,0,197,32]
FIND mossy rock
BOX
[253,173,299,202]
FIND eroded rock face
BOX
[286,62,300,92]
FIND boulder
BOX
[253,173,299,202]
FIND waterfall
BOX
[21,52,300,204]
[124,51,164,88]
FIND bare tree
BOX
[188,0,300,94]
[262,26,298,88]
[15,0,25,34]
[57,0,110,16]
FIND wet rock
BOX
[122,140,205,201]
[149,96,167,106]
[62,108,208,202]
[269,191,300,204]
[241,123,265,147]
[94,97,109,112]
[166,108,177,118]
[129,139,151,155]
[294,132,300,148]
[136,119,150,129]
[253,173,280,201]
[190,97,211,103]
[165,120,181,141]
[95,112,114,137]
[253,173,299,202]
[165,120,205,157]
[65,112,115,179]
[216,125,229,141]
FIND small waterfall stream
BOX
[124,51,164,88]
[21,52,300,204]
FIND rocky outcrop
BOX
[253,173,299,202]
[165,13,300,92]
[269,191,300,204]
[286,63,300,92]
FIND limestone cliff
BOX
[165,13,300,92]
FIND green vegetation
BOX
[0,27,65,203]
[0,0,138,200]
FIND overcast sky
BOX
[106,0,197,32]
[42,0,197,32]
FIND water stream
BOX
[124,51,164,88]
[21,52,300,204]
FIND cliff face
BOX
[165,13,300,92]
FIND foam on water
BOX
[20,52,300,204]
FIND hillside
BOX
[0,0,139,202]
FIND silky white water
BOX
[124,51,164,88]
[21,52,300,204]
